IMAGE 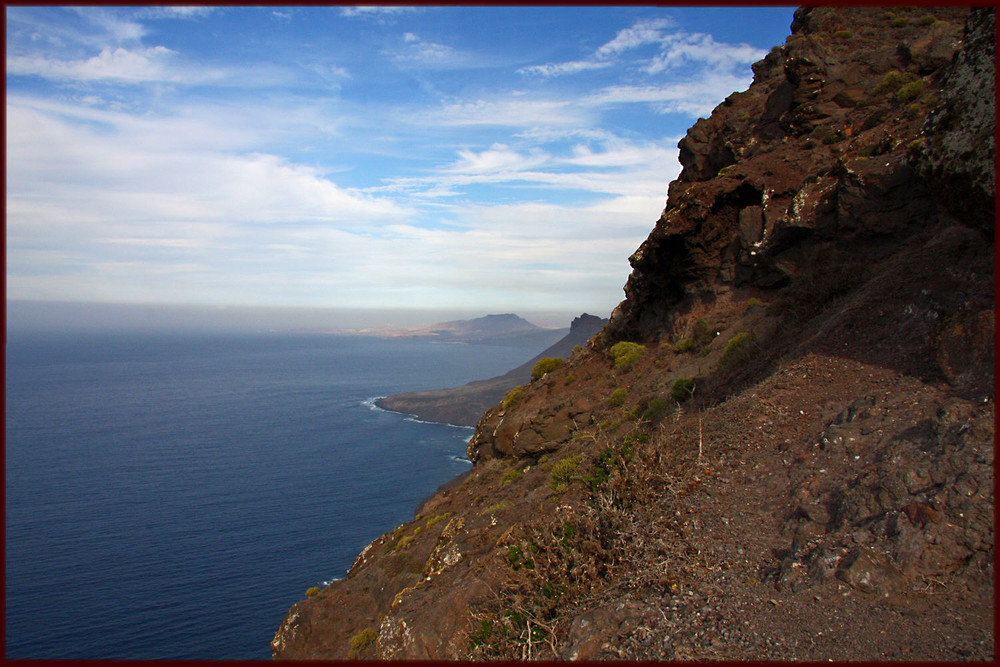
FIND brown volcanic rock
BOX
[604,5,977,343]
[273,7,993,661]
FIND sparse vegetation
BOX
[506,544,534,570]
[608,387,628,407]
[874,70,919,97]
[305,586,320,597]
[480,500,513,516]
[549,455,581,493]
[896,79,927,103]
[349,628,378,655]
[671,377,696,403]
[500,385,525,410]
[673,319,715,354]
[424,512,451,529]
[719,332,758,369]
[500,468,524,487]
[531,357,564,381]
[393,525,422,552]
[608,341,646,367]
[640,398,672,423]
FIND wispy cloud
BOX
[427,97,591,129]
[340,6,419,21]
[8,46,182,83]
[643,32,765,74]
[391,32,462,67]
[519,15,762,89]
[585,72,754,116]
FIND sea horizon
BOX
[4,327,545,659]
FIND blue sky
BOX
[6,6,797,328]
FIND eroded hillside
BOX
[272,7,994,660]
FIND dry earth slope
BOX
[272,6,994,660]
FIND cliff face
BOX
[272,7,994,661]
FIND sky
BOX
[6,5,798,330]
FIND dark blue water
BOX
[5,331,534,660]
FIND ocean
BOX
[4,330,537,660]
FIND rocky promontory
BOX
[273,7,993,660]
[376,314,607,426]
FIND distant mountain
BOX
[376,314,607,426]
[346,313,566,348]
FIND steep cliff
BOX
[272,7,993,660]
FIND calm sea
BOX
[4,331,535,660]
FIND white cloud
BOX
[445,144,549,175]
[135,6,217,20]
[585,72,754,116]
[644,32,765,74]
[6,95,415,305]
[518,59,612,77]
[594,17,675,59]
[340,6,419,20]
[429,97,591,129]
[520,17,675,79]
[517,15,761,91]
[6,45,227,85]
[391,32,460,66]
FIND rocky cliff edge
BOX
[272,7,993,660]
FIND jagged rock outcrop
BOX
[273,7,993,661]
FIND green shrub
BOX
[640,398,671,423]
[917,15,937,26]
[531,357,564,380]
[499,468,523,487]
[874,70,918,96]
[670,377,696,403]
[584,449,614,491]
[718,332,757,369]
[608,387,628,407]
[896,79,926,103]
[506,544,534,570]
[305,586,321,597]
[349,628,378,654]
[479,500,513,516]
[891,16,908,27]
[674,318,716,353]
[424,512,451,529]
[549,455,581,493]
[500,385,524,410]
[469,619,493,649]
[833,29,852,39]
[608,341,646,367]
[393,526,422,552]
[672,338,697,353]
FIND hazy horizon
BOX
[5,299,595,335]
